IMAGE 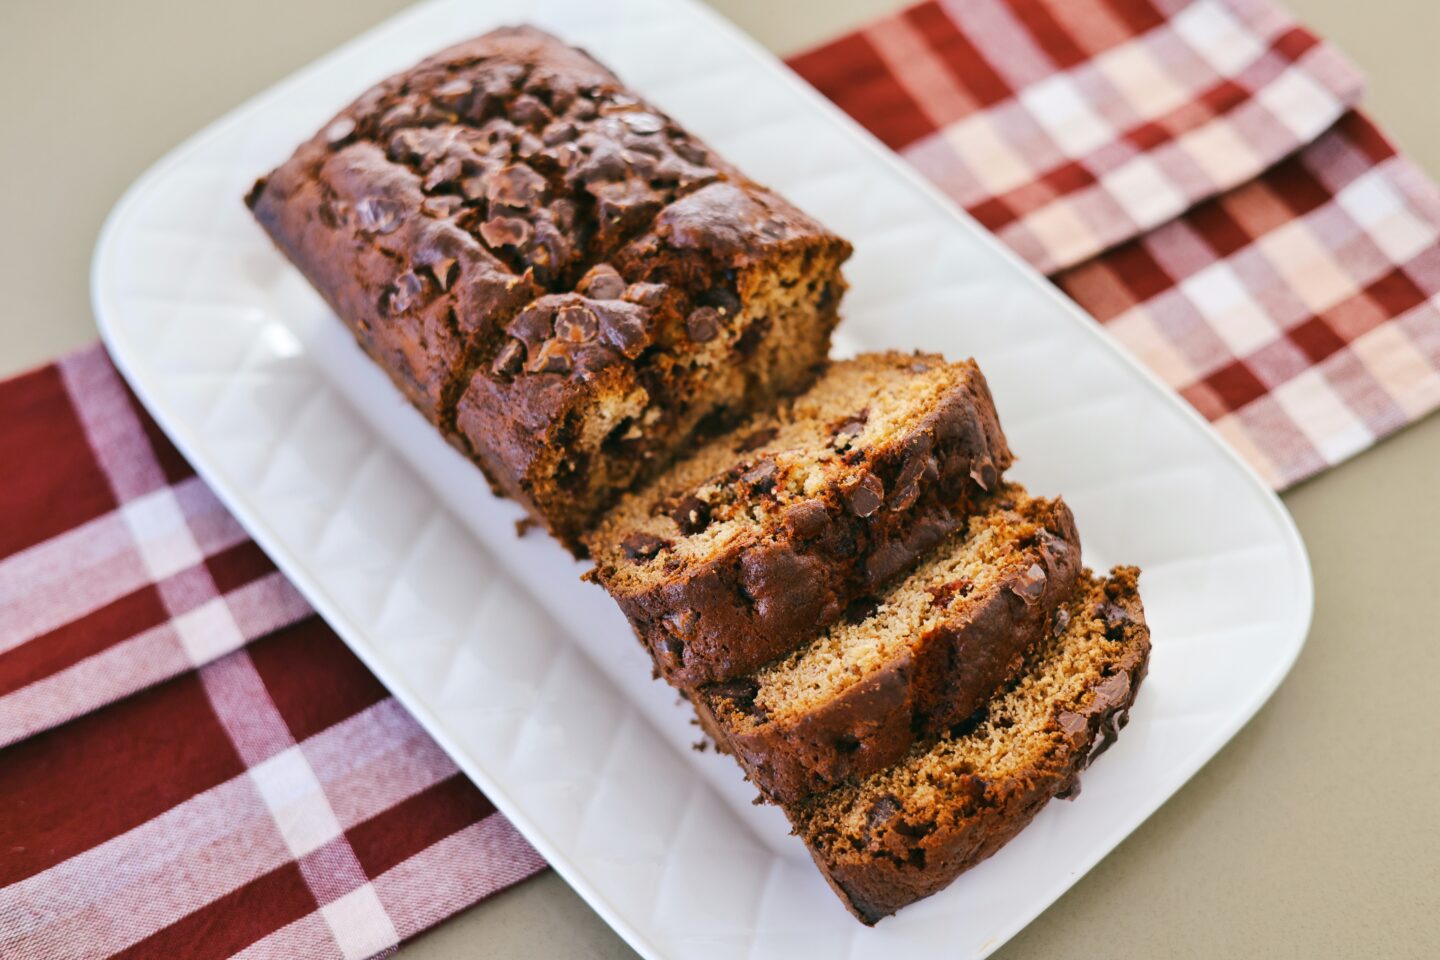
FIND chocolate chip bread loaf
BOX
[785,568,1150,924]
[693,485,1081,804]
[585,352,1013,688]
[247,26,851,551]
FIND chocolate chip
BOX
[599,308,651,358]
[1057,710,1088,743]
[845,473,884,517]
[526,340,573,376]
[355,197,405,235]
[700,286,743,318]
[685,306,721,343]
[386,270,424,313]
[378,102,418,134]
[711,678,762,717]
[742,458,778,493]
[1008,563,1048,605]
[889,446,938,512]
[485,164,547,210]
[422,155,463,193]
[736,426,778,452]
[969,456,997,492]
[324,116,357,148]
[421,195,465,219]
[510,93,552,128]
[433,78,473,112]
[669,495,711,535]
[844,595,880,624]
[832,409,869,443]
[673,139,709,165]
[554,304,599,343]
[1097,601,1132,632]
[621,111,665,135]
[784,499,830,540]
[578,264,626,300]
[621,532,669,562]
[616,282,665,308]
[865,794,903,831]
[542,121,578,145]
[479,215,533,248]
[1091,672,1131,710]
[492,339,525,378]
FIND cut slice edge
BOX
[696,484,1082,803]
[785,567,1150,924]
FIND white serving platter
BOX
[91,0,1313,956]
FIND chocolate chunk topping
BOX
[845,473,884,517]
[784,499,830,540]
[621,282,670,309]
[355,197,405,235]
[526,339,573,375]
[486,164,547,210]
[479,215,532,248]
[554,304,599,343]
[685,306,721,343]
[669,495,712,535]
[621,532,669,562]
[421,195,465,219]
[578,263,626,300]
[621,111,665,135]
[1008,563,1048,605]
[492,339,525,378]
[324,116,357,148]
[736,426,778,453]
[425,257,459,291]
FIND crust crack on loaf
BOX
[247,25,851,551]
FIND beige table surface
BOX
[3,1,1437,957]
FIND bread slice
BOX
[585,352,1013,688]
[694,486,1081,804]
[786,568,1150,924]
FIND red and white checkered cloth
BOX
[0,347,544,958]
[7,1,1440,957]
[789,0,1440,487]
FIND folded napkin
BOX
[5,1,1440,958]
[0,348,545,958]
[789,0,1440,487]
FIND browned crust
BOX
[247,25,849,554]
[794,570,1151,924]
[699,497,1082,804]
[604,360,1013,687]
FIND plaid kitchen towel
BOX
[0,347,545,959]
[789,0,1440,487]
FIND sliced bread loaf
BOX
[785,568,1149,924]
[694,485,1081,804]
[584,352,1013,687]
